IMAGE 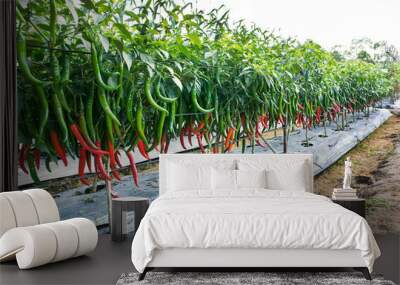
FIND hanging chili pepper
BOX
[78,148,91,185]
[19,144,29,174]
[196,133,205,153]
[50,130,68,166]
[145,77,169,114]
[91,44,119,91]
[164,135,170,154]
[70,124,108,155]
[27,151,40,183]
[187,122,193,146]
[33,148,41,169]
[191,88,214,113]
[86,152,92,173]
[126,150,139,187]
[98,87,121,126]
[136,101,149,147]
[137,139,150,160]
[179,128,186,149]
[115,150,123,168]
[94,141,112,180]
[107,140,121,181]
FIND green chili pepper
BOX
[155,80,178,103]
[105,113,114,144]
[91,44,120,92]
[32,84,49,138]
[27,151,40,183]
[52,89,69,143]
[16,34,49,86]
[145,78,169,114]
[136,100,149,147]
[79,113,98,149]
[156,109,167,145]
[86,84,96,140]
[191,88,214,113]
[116,61,124,108]
[98,87,121,126]
[126,88,134,124]
[60,55,70,84]
[168,100,176,135]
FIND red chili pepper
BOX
[115,150,123,168]
[108,140,117,168]
[137,139,150,160]
[260,115,268,128]
[33,148,40,169]
[33,148,41,169]
[95,141,112,180]
[19,144,29,174]
[240,113,246,129]
[225,128,234,149]
[196,133,205,153]
[78,148,91,185]
[50,130,68,166]
[278,115,285,125]
[164,136,170,153]
[194,121,205,135]
[70,124,108,156]
[347,104,353,112]
[315,106,322,124]
[126,150,139,187]
[179,128,186,149]
[111,169,121,181]
[187,123,193,146]
[86,152,92,173]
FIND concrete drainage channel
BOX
[53,108,391,226]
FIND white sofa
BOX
[0,189,98,269]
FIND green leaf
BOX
[114,23,132,40]
[99,34,109,53]
[172,76,183,92]
[139,53,155,71]
[65,0,79,25]
[122,50,132,70]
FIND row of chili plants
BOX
[17,0,395,189]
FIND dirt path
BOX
[315,112,400,234]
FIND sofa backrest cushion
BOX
[0,189,60,238]
[159,154,313,195]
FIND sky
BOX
[194,0,400,50]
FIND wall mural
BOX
[17,0,400,232]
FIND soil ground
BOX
[315,112,400,234]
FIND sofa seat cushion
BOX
[0,218,98,269]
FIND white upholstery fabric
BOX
[0,196,17,237]
[23,189,60,223]
[0,189,97,269]
[1,191,40,227]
